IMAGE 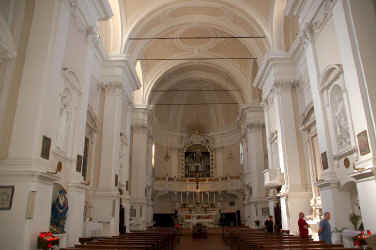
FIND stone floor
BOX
[176,235,230,250]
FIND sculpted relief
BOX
[56,88,72,153]
[330,85,351,151]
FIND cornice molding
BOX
[68,0,112,32]
[102,56,141,98]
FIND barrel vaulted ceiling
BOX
[98,0,298,134]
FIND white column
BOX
[300,25,337,180]
[334,0,376,155]
[93,83,123,236]
[273,82,312,234]
[99,84,123,189]
[130,106,152,230]
[332,2,376,232]
[0,2,71,250]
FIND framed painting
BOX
[41,136,51,160]
[321,152,329,170]
[0,186,15,210]
[76,154,83,172]
[115,174,119,187]
[357,130,371,156]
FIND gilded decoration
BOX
[180,132,215,178]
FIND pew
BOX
[62,228,177,250]
[224,226,361,250]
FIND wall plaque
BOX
[357,130,371,156]
[344,157,350,169]
[321,152,329,170]
[0,186,15,210]
[41,136,51,160]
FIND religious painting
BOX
[357,130,370,156]
[184,144,211,178]
[321,152,329,170]
[0,186,15,210]
[41,136,51,160]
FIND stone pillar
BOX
[92,83,123,236]
[239,105,267,228]
[334,0,376,155]
[0,1,71,250]
[332,1,376,232]
[272,82,312,234]
[120,103,132,233]
[299,25,338,181]
[129,106,152,230]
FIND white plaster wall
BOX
[222,144,241,176]
[0,175,53,250]
[357,178,376,232]
[314,18,342,73]
[0,0,35,160]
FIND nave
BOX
[1,0,376,249]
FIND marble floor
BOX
[176,235,230,250]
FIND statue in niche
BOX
[50,189,69,234]
[331,85,351,151]
[56,89,72,152]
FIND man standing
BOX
[298,212,309,238]
[318,212,332,244]
[265,216,274,233]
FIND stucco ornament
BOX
[56,89,72,152]
[331,85,351,151]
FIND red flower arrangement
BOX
[353,230,372,247]
[37,232,59,250]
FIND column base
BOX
[91,189,120,236]
[280,191,312,235]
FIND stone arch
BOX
[121,0,271,56]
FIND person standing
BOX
[265,216,274,233]
[298,212,309,238]
[318,212,332,244]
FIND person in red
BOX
[298,212,309,238]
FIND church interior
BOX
[1,0,376,249]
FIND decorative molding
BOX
[103,82,123,96]
[332,147,357,161]
[320,64,343,92]
[102,56,141,97]
[62,67,82,95]
[269,130,278,145]
[67,0,112,33]
[311,0,337,34]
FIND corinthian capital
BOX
[246,122,265,133]
[103,82,123,96]
[274,79,300,92]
